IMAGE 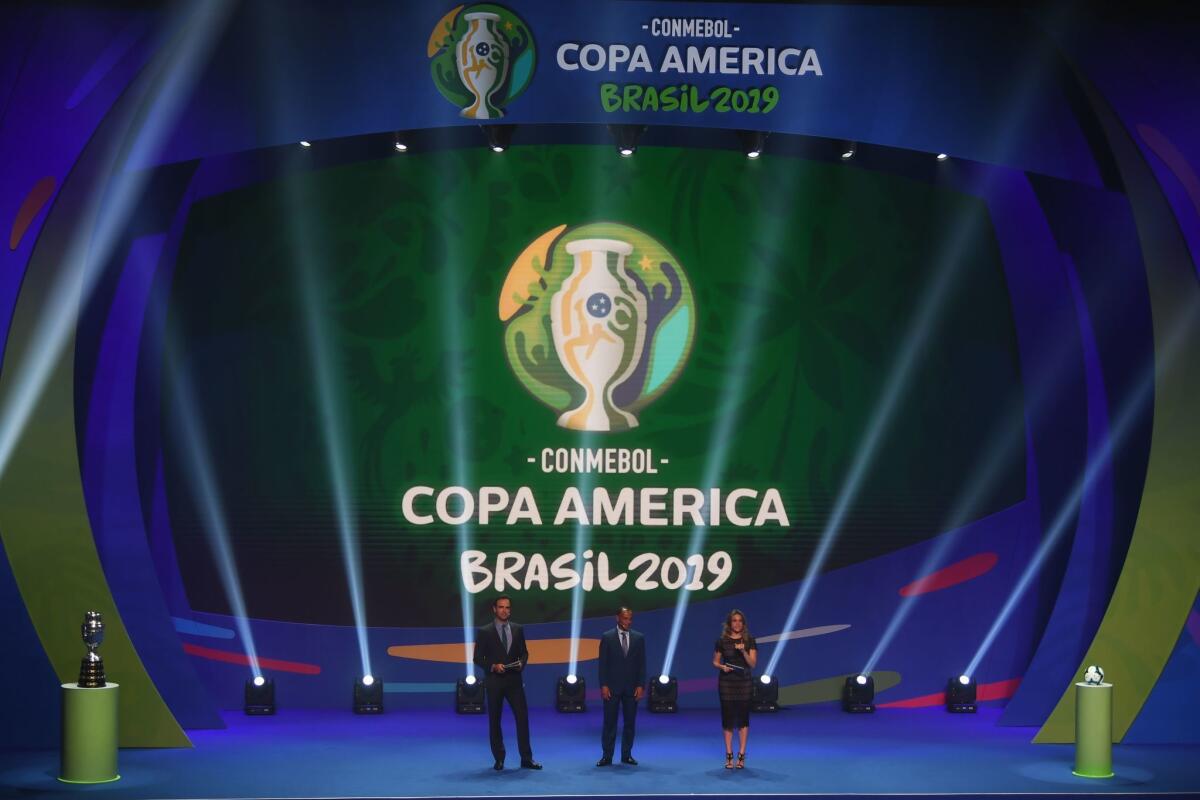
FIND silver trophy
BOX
[78,611,107,688]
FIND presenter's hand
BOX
[720,664,733,673]
[633,686,644,701]
[601,686,612,701]
[734,643,745,651]
[492,663,506,674]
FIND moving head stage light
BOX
[842,674,875,713]
[354,674,383,714]
[752,674,779,712]
[648,674,678,713]
[946,675,977,713]
[245,675,275,715]
[556,674,586,712]
[456,675,485,714]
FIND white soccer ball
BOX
[1083,665,1105,685]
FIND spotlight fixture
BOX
[244,675,275,715]
[841,674,875,713]
[609,124,646,157]
[737,130,768,159]
[456,674,485,714]
[299,140,312,148]
[841,141,857,160]
[751,673,779,712]
[945,674,976,712]
[481,124,515,153]
[353,674,383,714]
[393,132,408,153]
[648,674,678,713]
[555,674,586,713]
[936,152,949,161]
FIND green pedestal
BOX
[59,682,120,784]
[1072,681,1113,778]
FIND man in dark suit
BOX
[472,595,541,771]
[596,606,646,766]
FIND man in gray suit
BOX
[596,606,646,766]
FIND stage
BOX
[2,706,1196,800]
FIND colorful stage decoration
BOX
[0,0,1196,756]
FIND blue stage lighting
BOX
[649,675,678,713]
[752,674,779,712]
[245,676,275,715]
[167,356,263,676]
[842,674,875,713]
[765,197,987,678]
[286,169,373,681]
[556,674,586,712]
[946,675,976,713]
[0,0,233,484]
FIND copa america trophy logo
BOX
[428,4,535,119]
[500,223,695,432]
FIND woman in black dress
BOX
[712,609,757,769]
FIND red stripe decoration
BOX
[878,677,1021,708]
[182,643,321,675]
[899,552,998,597]
[9,176,57,250]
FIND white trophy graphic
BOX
[551,239,648,431]
[455,12,509,119]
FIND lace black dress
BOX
[715,635,756,729]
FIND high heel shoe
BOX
[736,752,746,769]
[725,752,734,770]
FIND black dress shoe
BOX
[621,756,638,766]
[596,757,613,766]
[493,760,504,771]
[520,760,543,770]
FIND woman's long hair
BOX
[721,608,751,640]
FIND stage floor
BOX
[2,706,1198,799]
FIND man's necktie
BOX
[502,625,510,653]
[620,630,628,655]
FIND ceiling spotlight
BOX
[362,674,375,686]
[393,132,408,153]
[610,124,645,157]
[958,674,971,685]
[936,152,949,161]
[299,140,312,148]
[856,674,868,685]
[464,674,477,686]
[566,673,578,684]
[841,141,857,160]
[481,124,515,153]
[253,675,266,687]
[658,674,670,685]
[737,130,768,159]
